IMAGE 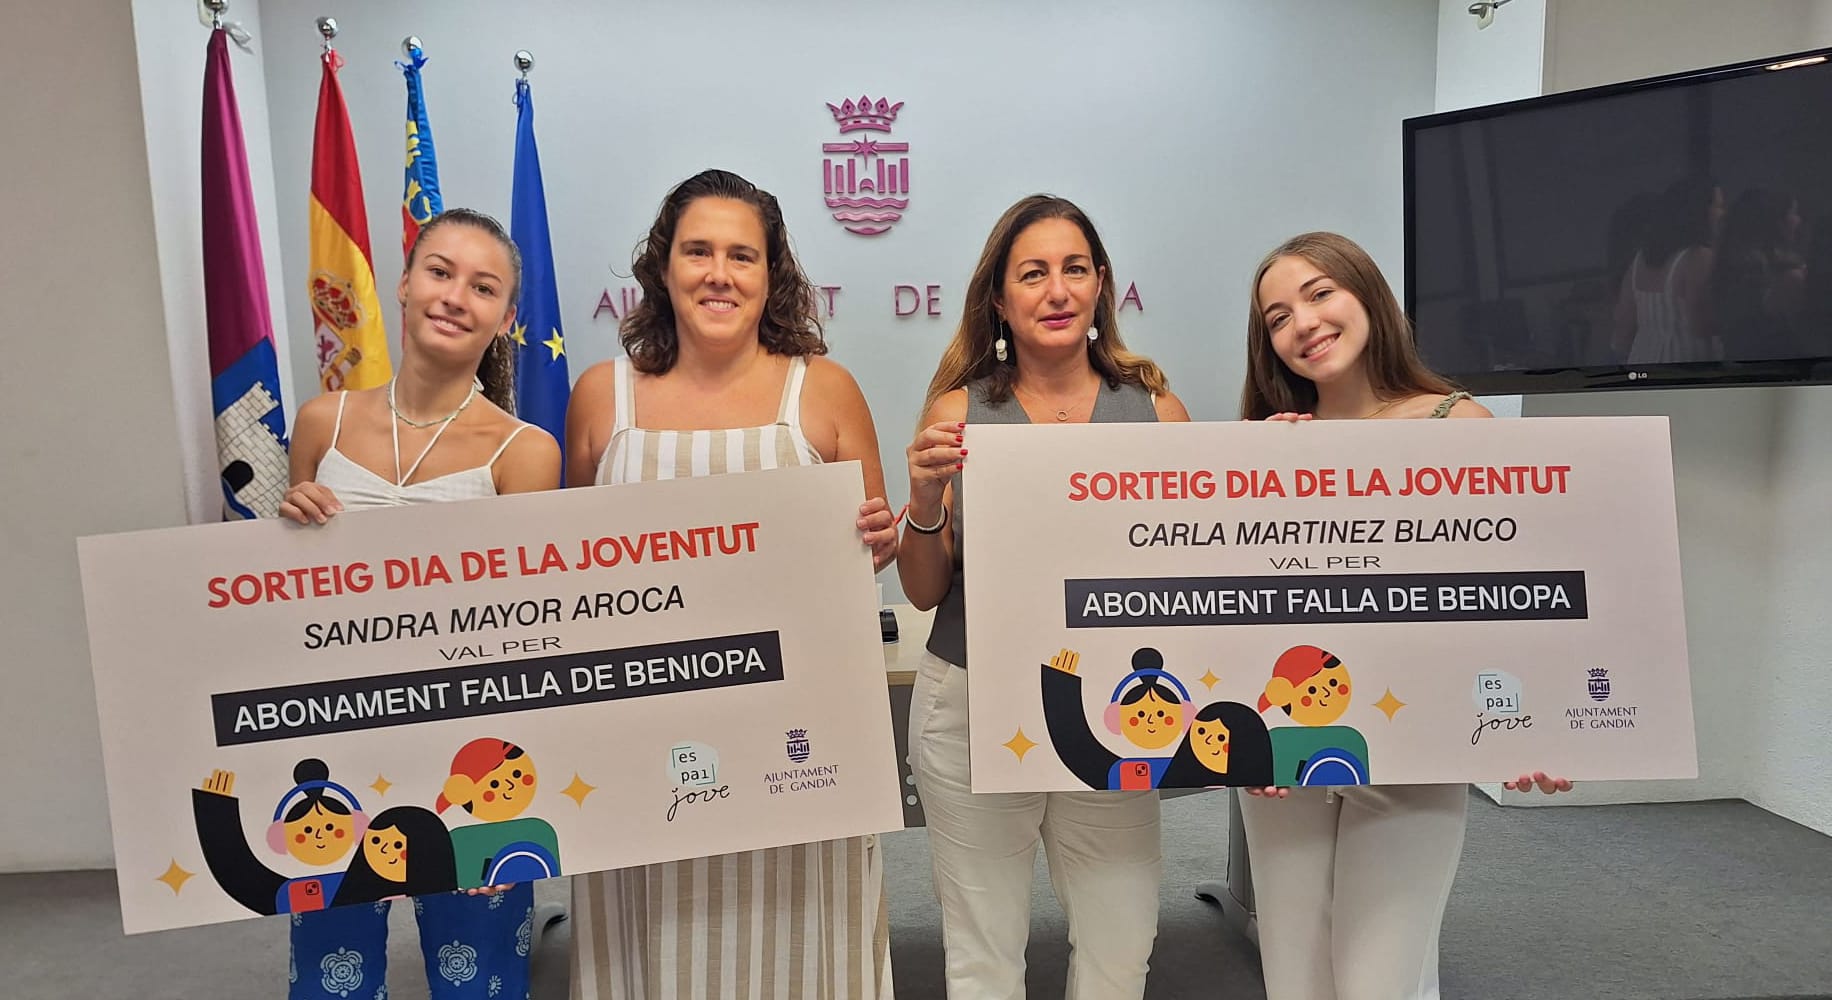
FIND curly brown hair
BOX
[621,169,826,374]
[920,194,1167,419]
[1239,231,1457,420]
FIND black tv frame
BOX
[1403,46,1832,395]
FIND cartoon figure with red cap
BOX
[1258,645,1373,786]
[436,738,562,889]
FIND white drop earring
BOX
[1087,325,1100,342]
[995,320,1009,362]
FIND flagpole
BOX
[205,0,226,29]
[316,16,337,52]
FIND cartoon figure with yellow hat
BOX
[435,738,562,889]
[1258,645,1373,786]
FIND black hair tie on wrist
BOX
[905,505,948,535]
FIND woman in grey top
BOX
[898,194,1189,999]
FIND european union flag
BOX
[510,78,570,469]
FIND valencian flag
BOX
[308,47,391,392]
[202,28,289,520]
[399,40,443,257]
[509,77,570,464]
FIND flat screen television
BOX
[1404,48,1832,393]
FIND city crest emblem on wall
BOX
[822,95,909,236]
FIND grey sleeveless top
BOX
[926,376,1159,668]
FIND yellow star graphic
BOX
[560,772,597,807]
[509,321,527,346]
[1002,728,1038,762]
[1375,688,1407,721]
[156,860,194,895]
[369,774,393,797]
[543,328,566,361]
[1199,670,1221,691]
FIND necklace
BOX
[1016,381,1099,422]
[388,377,478,428]
[386,378,480,487]
[1362,397,1403,419]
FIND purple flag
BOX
[202,28,289,520]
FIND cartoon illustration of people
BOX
[1041,646,1194,790]
[1162,701,1276,788]
[329,805,459,906]
[191,759,369,915]
[434,738,561,889]
[1258,644,1373,785]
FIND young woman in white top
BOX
[1240,230,1571,1000]
[277,208,560,1000]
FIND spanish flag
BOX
[307,49,390,392]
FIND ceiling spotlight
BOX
[1469,0,1514,30]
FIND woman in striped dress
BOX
[563,169,900,1000]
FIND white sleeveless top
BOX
[593,355,821,486]
[1627,248,1696,364]
[314,391,531,510]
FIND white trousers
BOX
[1237,784,1469,1000]
[910,652,1162,1000]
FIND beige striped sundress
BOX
[570,355,893,1000]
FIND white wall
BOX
[0,0,190,870]
[1432,0,1547,423]
[1752,385,1832,833]
[1525,388,1777,805]
[254,1,1440,595]
[1523,0,1832,829]
[1435,0,1545,111]
[0,0,325,874]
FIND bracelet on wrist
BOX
[905,504,948,535]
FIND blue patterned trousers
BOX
[288,885,534,1000]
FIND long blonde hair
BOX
[1239,231,1457,419]
[921,195,1167,419]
